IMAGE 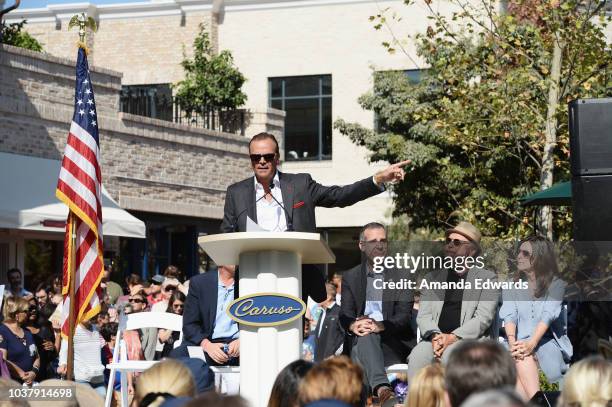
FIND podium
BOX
[198,232,335,407]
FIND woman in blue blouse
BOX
[500,236,572,399]
[0,296,40,385]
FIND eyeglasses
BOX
[361,239,388,246]
[164,286,177,292]
[249,153,276,163]
[517,249,532,258]
[445,238,472,247]
[129,298,146,304]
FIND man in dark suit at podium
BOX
[220,132,410,302]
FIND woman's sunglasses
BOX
[129,298,146,304]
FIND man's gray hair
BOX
[461,389,527,407]
[359,222,386,242]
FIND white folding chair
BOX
[104,311,183,407]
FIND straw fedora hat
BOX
[445,221,482,245]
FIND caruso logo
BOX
[227,293,306,327]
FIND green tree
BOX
[1,20,43,51]
[335,0,611,239]
[174,24,247,114]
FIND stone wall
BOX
[0,43,254,220]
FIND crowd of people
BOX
[0,220,610,407]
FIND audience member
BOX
[57,316,106,397]
[444,340,516,407]
[177,264,239,366]
[34,283,50,309]
[500,236,572,399]
[339,222,414,406]
[134,359,196,407]
[6,268,32,298]
[268,360,314,407]
[0,296,39,385]
[95,304,110,329]
[147,275,165,306]
[116,274,144,308]
[157,291,186,358]
[151,278,181,313]
[163,265,185,284]
[461,389,527,407]
[405,364,445,407]
[102,263,123,306]
[314,283,344,362]
[557,356,611,407]
[23,300,57,381]
[298,356,363,407]
[408,221,499,378]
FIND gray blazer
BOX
[417,267,500,340]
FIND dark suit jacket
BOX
[182,271,239,347]
[220,172,383,302]
[339,262,416,365]
[314,303,344,362]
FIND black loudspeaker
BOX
[569,98,612,176]
[572,175,612,241]
[530,391,560,407]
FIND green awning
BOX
[520,181,572,206]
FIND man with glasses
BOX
[407,221,500,379]
[220,132,411,302]
[339,222,414,407]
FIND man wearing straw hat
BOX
[406,221,500,379]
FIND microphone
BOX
[269,183,294,231]
[231,194,267,232]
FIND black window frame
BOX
[268,74,332,161]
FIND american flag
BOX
[56,47,104,338]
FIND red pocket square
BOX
[293,201,305,209]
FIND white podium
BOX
[198,232,335,407]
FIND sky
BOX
[16,0,147,9]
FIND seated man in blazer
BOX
[407,221,500,379]
[175,264,240,366]
[340,222,415,407]
[314,282,345,362]
[220,132,410,302]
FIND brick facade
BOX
[0,43,261,220]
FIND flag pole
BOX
[66,213,77,381]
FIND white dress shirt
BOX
[254,171,287,232]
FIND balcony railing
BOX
[120,87,246,136]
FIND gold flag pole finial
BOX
[68,12,97,52]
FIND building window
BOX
[269,75,332,161]
[120,84,173,122]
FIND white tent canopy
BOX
[0,152,146,238]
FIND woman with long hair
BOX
[500,236,572,399]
